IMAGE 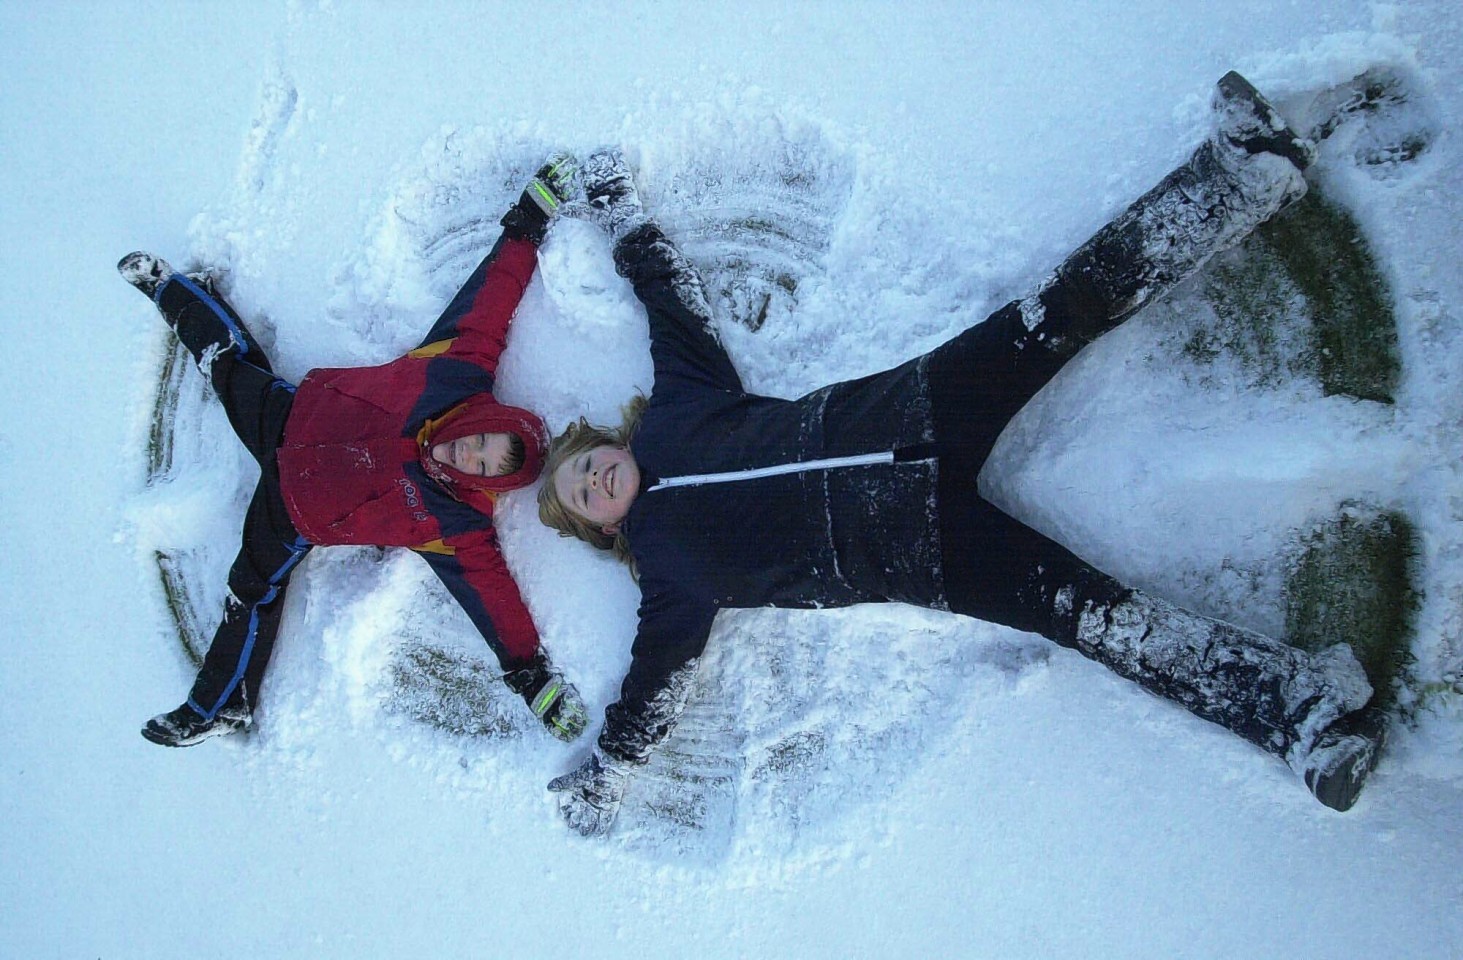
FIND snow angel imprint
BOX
[121,156,591,750]
[538,75,1389,838]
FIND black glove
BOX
[500,152,579,242]
[502,653,587,742]
[547,749,631,837]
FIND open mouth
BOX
[604,463,617,499]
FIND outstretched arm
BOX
[581,150,744,398]
[549,574,718,836]
[414,233,538,369]
[614,221,745,397]
[415,154,579,365]
[417,533,586,742]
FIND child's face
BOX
[552,443,640,533]
[430,432,515,477]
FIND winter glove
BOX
[502,654,587,742]
[499,152,579,242]
[580,149,646,241]
[547,748,632,837]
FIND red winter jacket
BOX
[277,233,547,668]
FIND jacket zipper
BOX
[646,450,898,493]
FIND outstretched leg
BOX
[1020,74,1311,358]
[120,253,311,745]
[119,252,292,460]
[940,495,1377,809]
[142,472,311,747]
[930,73,1311,464]
[187,472,311,720]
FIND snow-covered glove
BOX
[500,152,579,242]
[580,149,646,241]
[547,749,632,837]
[502,654,587,742]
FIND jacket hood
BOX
[419,398,548,496]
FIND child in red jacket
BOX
[121,155,586,747]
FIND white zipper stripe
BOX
[646,451,895,492]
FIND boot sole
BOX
[140,719,248,748]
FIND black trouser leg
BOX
[1014,138,1304,362]
[154,273,272,369]
[928,133,1351,763]
[924,136,1306,465]
[149,274,313,717]
[939,493,1369,765]
[153,273,294,457]
[187,464,311,718]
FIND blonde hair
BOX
[537,395,648,566]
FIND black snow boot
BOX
[141,701,252,748]
[119,252,273,370]
[118,251,175,298]
[1215,70,1316,171]
[1300,704,1388,812]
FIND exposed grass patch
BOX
[1193,242,1316,389]
[1257,191,1400,402]
[147,342,187,480]
[150,342,210,667]
[1284,505,1417,707]
[155,550,208,666]
[385,643,521,739]
[1183,187,1400,402]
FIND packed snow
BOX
[2,2,1461,957]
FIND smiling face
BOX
[551,443,641,532]
[430,431,516,478]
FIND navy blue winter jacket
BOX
[600,224,952,763]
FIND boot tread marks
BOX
[1297,66,1438,177]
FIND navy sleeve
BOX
[597,571,719,764]
[612,222,744,398]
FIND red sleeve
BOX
[417,529,540,668]
[443,236,540,373]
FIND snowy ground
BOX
[3,2,1462,957]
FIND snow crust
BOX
[2,2,1461,958]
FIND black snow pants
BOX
[151,275,312,719]
[928,139,1367,765]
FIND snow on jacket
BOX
[599,224,947,763]
[278,232,548,668]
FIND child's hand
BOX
[500,152,581,241]
[548,749,630,837]
[535,677,587,742]
[523,152,579,217]
[503,653,588,742]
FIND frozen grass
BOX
[1259,190,1400,402]
[146,343,186,478]
[148,342,210,666]
[385,642,520,739]
[1285,505,1417,709]
[155,550,207,666]
[1184,185,1400,402]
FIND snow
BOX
[3,1,1462,957]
